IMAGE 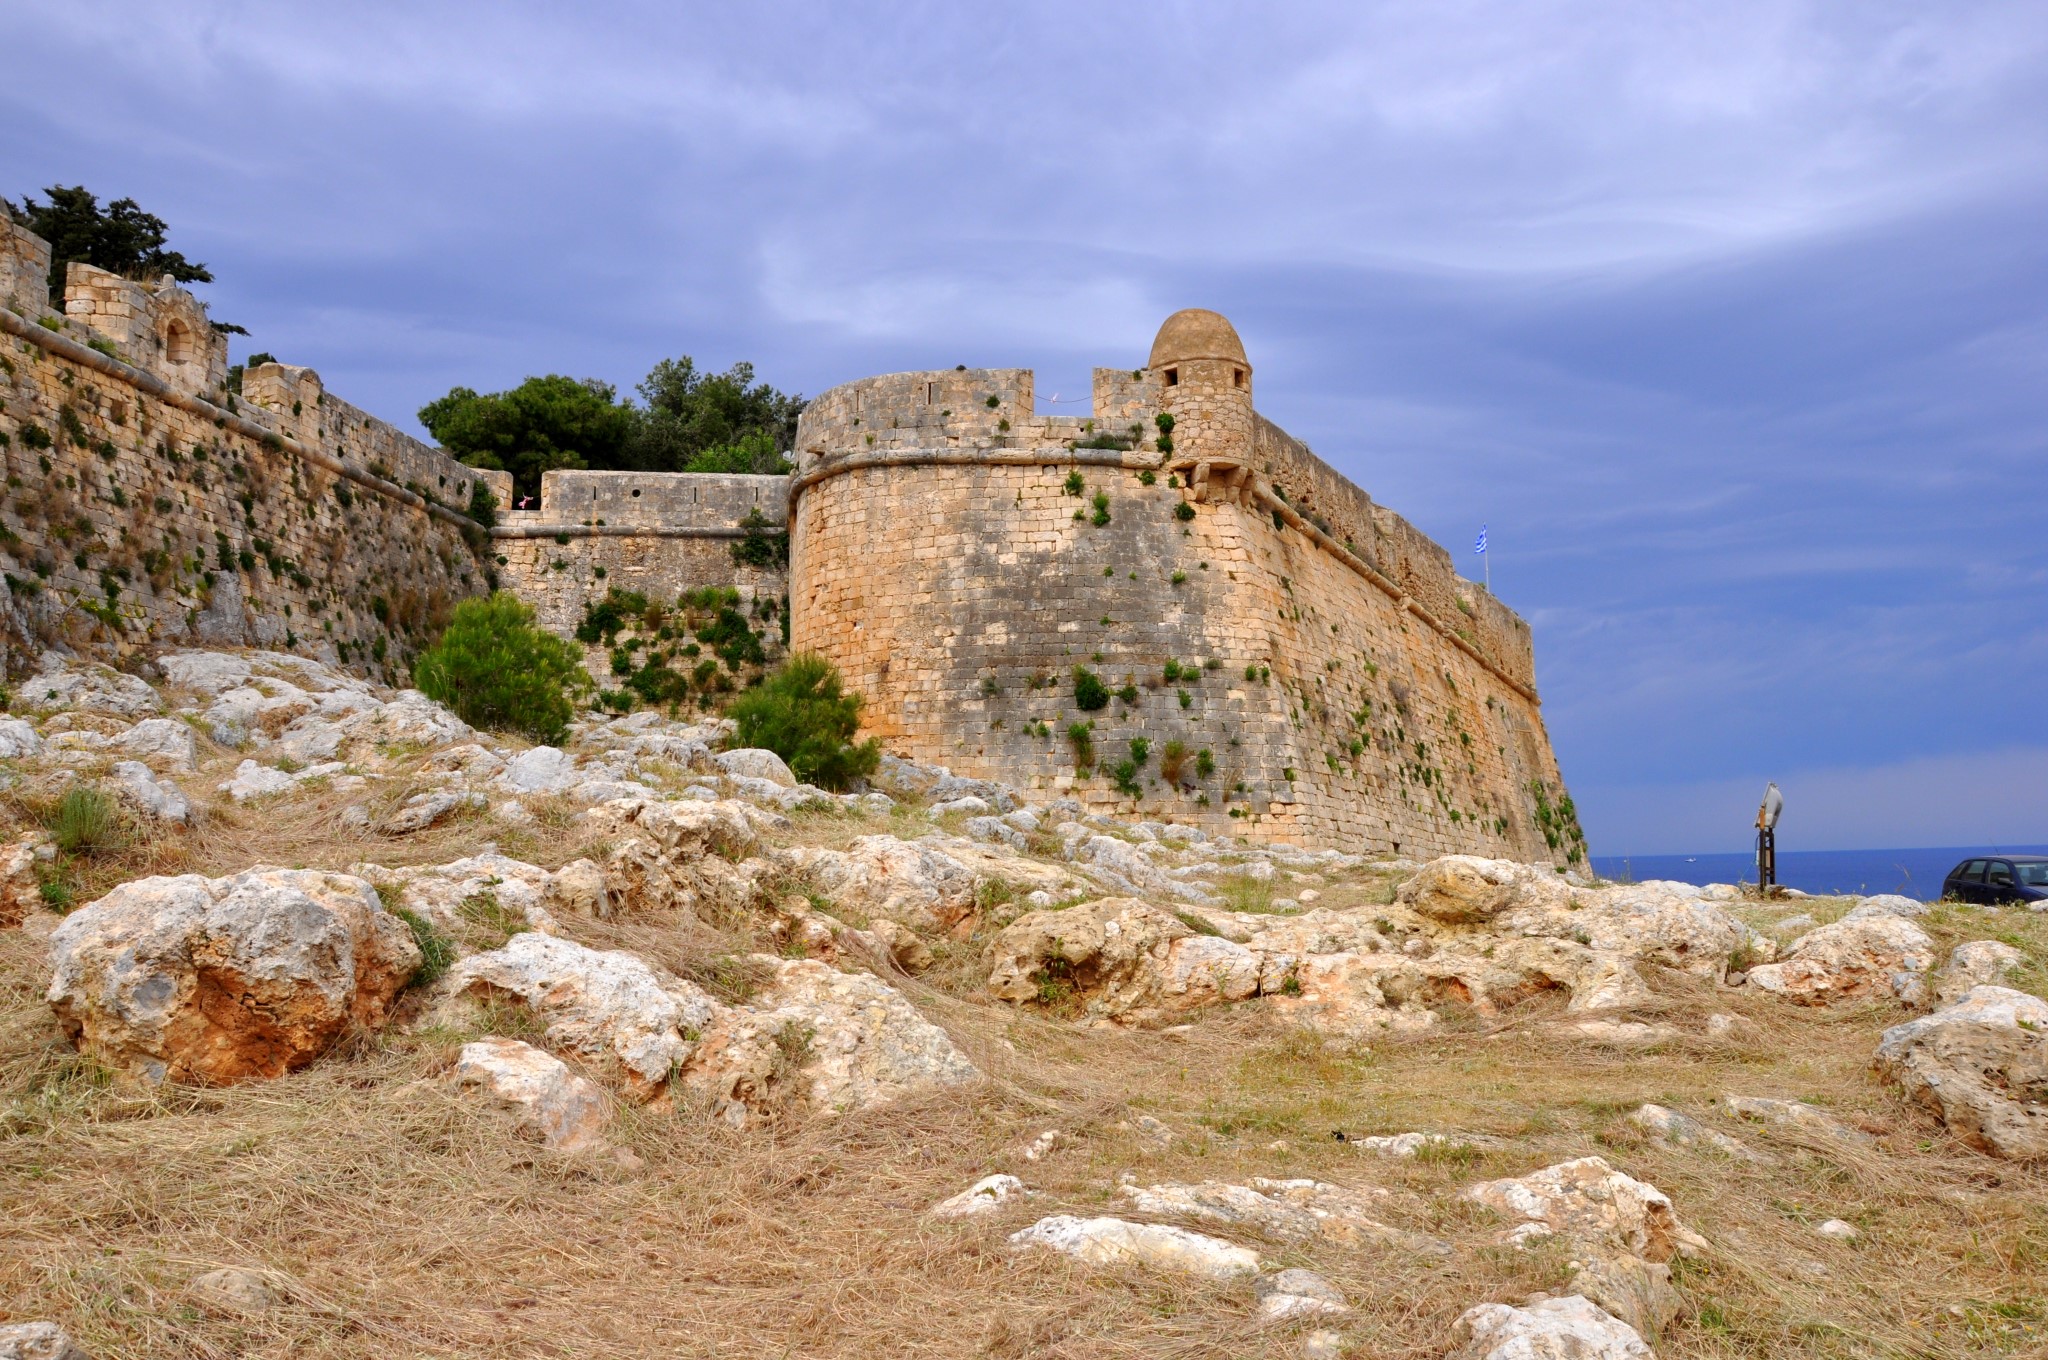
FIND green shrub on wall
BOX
[413,592,588,743]
[728,653,880,790]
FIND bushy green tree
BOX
[413,592,588,742]
[626,358,804,473]
[5,185,212,301]
[728,653,880,790]
[418,375,633,499]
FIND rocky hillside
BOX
[1,649,2044,1359]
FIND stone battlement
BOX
[788,310,1572,859]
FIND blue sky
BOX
[5,2,2044,854]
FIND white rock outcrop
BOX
[681,956,980,1125]
[442,933,722,1093]
[1449,1296,1653,1360]
[1875,985,2048,1160]
[1008,1215,1260,1280]
[1745,914,1935,1005]
[48,868,420,1084]
[1465,1157,1700,1336]
[452,1037,611,1152]
[929,1173,1028,1219]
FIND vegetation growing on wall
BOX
[574,586,778,715]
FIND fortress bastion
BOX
[788,310,1581,863]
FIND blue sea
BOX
[1590,845,2048,902]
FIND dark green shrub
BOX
[1067,721,1095,770]
[1072,666,1109,711]
[730,507,788,568]
[1091,491,1110,526]
[728,653,880,790]
[466,480,498,527]
[1063,469,1085,496]
[1196,748,1215,779]
[413,592,587,742]
[1174,501,1196,522]
[1129,736,1151,767]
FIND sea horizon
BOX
[1589,843,2048,902]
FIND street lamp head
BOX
[1756,781,1783,831]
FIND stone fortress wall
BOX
[0,207,1576,859]
[788,311,1577,862]
[490,469,790,683]
[0,218,507,681]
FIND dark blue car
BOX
[1941,855,2048,906]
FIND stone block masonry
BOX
[0,219,508,682]
[491,469,789,685]
[790,310,1580,863]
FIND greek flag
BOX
[1474,525,1488,555]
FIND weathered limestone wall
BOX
[0,222,505,682]
[491,469,789,682]
[788,311,1577,860]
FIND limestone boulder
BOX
[378,789,487,835]
[714,747,796,786]
[1118,1177,1446,1255]
[1397,855,1574,925]
[0,717,43,760]
[188,1267,279,1315]
[1746,914,1935,1005]
[47,868,420,1084]
[1934,941,2026,1007]
[363,852,584,939]
[681,956,979,1125]
[23,656,162,719]
[1008,1215,1260,1280]
[1267,937,1649,1036]
[1465,1156,1700,1335]
[781,835,982,935]
[1875,985,2048,1159]
[930,1173,1028,1219]
[1448,1296,1652,1360]
[576,797,763,918]
[1627,1104,1759,1161]
[1501,885,1771,981]
[496,746,581,795]
[113,717,198,771]
[0,1322,94,1360]
[0,836,51,928]
[1254,1268,1350,1321]
[339,689,473,749]
[1071,833,1212,903]
[442,933,723,1093]
[985,897,1259,1023]
[219,760,297,802]
[111,760,190,824]
[1721,1095,1872,1145]
[452,1036,611,1152]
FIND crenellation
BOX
[788,308,1576,861]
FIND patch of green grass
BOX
[45,786,128,856]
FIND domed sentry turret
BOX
[1148,309,1253,473]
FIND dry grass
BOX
[4,763,2048,1355]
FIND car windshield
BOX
[2018,863,2048,887]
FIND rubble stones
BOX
[48,868,419,1083]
